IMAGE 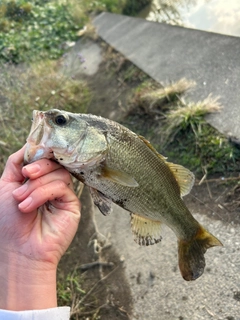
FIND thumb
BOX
[1,146,26,183]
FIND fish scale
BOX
[105,130,184,223]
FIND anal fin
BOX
[131,214,162,246]
[89,187,113,216]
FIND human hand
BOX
[0,145,81,310]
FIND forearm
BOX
[0,250,57,311]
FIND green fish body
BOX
[24,109,222,280]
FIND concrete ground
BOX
[93,12,240,142]
[94,203,239,320]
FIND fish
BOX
[24,109,222,281]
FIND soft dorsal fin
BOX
[166,162,195,197]
[101,166,139,187]
[139,135,195,197]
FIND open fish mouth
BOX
[24,110,54,164]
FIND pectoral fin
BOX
[101,166,139,187]
[131,214,162,246]
[89,187,113,216]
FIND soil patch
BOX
[58,187,133,319]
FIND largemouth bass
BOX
[24,109,222,281]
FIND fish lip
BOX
[24,110,54,164]
[24,144,54,164]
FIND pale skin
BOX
[0,145,81,311]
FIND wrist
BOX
[0,249,57,311]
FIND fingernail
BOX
[23,163,41,175]
[13,184,28,197]
[19,197,32,210]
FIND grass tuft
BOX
[164,94,222,143]
[126,78,195,116]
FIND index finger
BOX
[22,159,63,180]
[1,145,26,183]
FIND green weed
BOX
[0,0,144,64]
[57,268,87,319]
[0,0,86,63]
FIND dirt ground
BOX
[57,39,240,319]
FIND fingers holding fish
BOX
[22,159,63,180]
[13,179,79,214]
[13,166,74,210]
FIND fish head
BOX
[24,109,108,168]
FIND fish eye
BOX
[54,114,68,126]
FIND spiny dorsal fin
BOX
[167,162,195,197]
[138,135,194,197]
[101,166,139,187]
[138,135,167,161]
[131,213,162,246]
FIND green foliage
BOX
[0,0,148,64]
[93,0,126,13]
[83,0,149,15]
[165,123,240,175]
[123,0,151,16]
[2,0,32,21]
[0,0,86,63]
[57,270,85,306]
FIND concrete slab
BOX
[62,38,103,76]
[93,12,240,140]
[94,204,238,320]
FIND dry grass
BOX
[0,59,91,174]
[141,78,195,103]
[164,94,222,141]
[127,78,196,115]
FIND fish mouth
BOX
[24,143,54,164]
[24,110,53,164]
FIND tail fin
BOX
[178,225,222,281]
